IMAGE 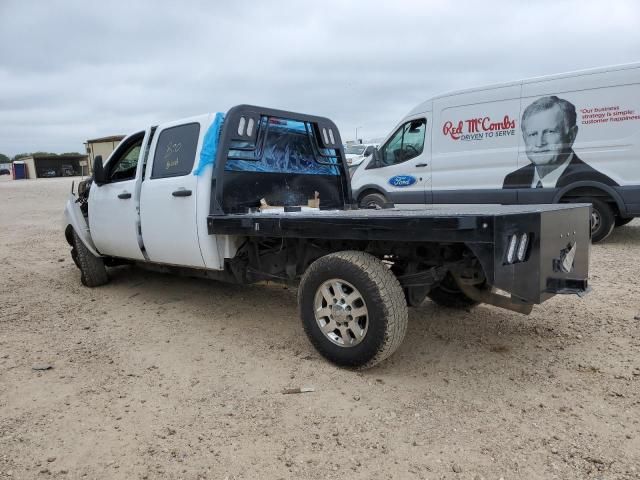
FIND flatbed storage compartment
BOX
[208,203,591,304]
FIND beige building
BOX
[22,154,89,179]
[84,135,125,174]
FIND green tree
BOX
[0,153,9,163]
[12,153,30,161]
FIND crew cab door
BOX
[88,131,146,260]
[362,116,430,207]
[139,118,206,268]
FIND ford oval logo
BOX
[388,175,416,187]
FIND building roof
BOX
[86,135,126,144]
[29,154,89,161]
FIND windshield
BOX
[345,145,366,155]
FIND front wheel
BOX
[359,192,387,209]
[72,230,109,287]
[298,251,408,368]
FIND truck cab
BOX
[87,116,213,268]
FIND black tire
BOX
[570,197,615,243]
[427,273,479,309]
[72,230,108,287]
[298,251,408,369]
[615,216,634,228]
[359,192,386,209]
[70,245,81,269]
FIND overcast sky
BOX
[1,0,639,156]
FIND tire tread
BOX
[72,230,108,287]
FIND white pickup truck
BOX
[64,105,591,368]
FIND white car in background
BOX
[344,143,378,167]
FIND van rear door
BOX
[517,66,640,205]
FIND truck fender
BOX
[62,193,102,257]
[552,181,626,215]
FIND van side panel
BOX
[427,65,640,216]
[431,84,522,204]
[520,66,640,189]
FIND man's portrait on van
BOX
[502,95,618,189]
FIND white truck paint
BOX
[68,114,239,271]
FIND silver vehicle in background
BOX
[345,143,378,168]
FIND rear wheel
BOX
[298,251,408,368]
[359,192,387,209]
[427,273,479,309]
[569,197,615,243]
[72,230,108,287]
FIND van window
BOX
[151,123,200,179]
[380,119,426,166]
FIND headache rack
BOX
[210,105,354,216]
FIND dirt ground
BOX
[0,176,639,480]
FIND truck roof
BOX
[407,61,640,116]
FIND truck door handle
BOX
[172,189,192,197]
[118,192,132,199]
[415,163,428,167]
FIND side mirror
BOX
[93,155,106,185]
[369,148,381,167]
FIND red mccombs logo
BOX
[442,115,517,141]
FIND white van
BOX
[351,62,640,242]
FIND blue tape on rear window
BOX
[225,119,339,175]
[193,112,225,176]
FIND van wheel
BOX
[615,216,634,228]
[359,193,386,209]
[72,230,109,287]
[428,273,479,309]
[298,251,408,369]
[571,197,615,243]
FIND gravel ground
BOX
[1,176,639,480]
